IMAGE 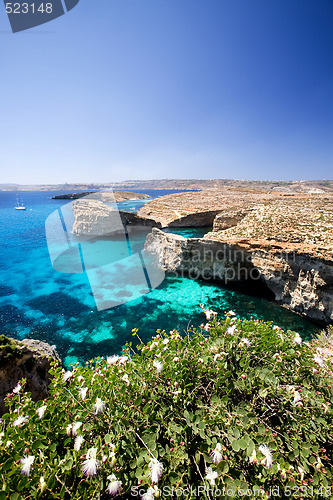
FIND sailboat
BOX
[15,195,26,210]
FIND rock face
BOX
[72,199,161,236]
[0,337,61,416]
[145,229,333,325]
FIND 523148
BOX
[5,3,53,14]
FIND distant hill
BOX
[1,179,332,193]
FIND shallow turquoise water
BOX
[163,227,211,238]
[0,190,321,369]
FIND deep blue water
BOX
[0,190,320,368]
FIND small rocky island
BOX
[52,190,150,202]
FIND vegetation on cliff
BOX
[0,315,332,499]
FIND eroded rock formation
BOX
[72,199,161,236]
[0,337,61,415]
[145,228,333,325]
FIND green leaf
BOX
[104,434,112,444]
[231,440,241,452]
[239,439,247,450]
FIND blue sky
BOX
[0,0,332,183]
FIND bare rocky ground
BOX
[206,193,333,260]
[139,188,333,260]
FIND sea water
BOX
[0,190,320,368]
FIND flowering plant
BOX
[0,314,332,499]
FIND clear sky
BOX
[0,0,332,184]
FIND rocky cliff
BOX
[145,228,333,325]
[137,188,266,227]
[72,199,161,236]
[0,336,61,415]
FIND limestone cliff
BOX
[72,199,161,236]
[145,229,333,325]
[0,336,61,415]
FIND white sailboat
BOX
[15,195,26,210]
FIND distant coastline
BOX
[1,178,333,193]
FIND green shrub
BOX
[0,314,332,499]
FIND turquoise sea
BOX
[0,190,320,368]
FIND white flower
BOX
[106,473,122,497]
[72,421,83,436]
[205,467,218,485]
[107,355,119,365]
[239,338,251,348]
[81,447,99,477]
[13,415,28,427]
[294,333,302,345]
[79,387,88,400]
[77,375,84,383]
[153,360,163,374]
[204,309,217,320]
[74,435,84,451]
[272,325,280,330]
[297,466,305,481]
[118,356,129,365]
[40,476,47,493]
[314,355,325,367]
[21,455,35,476]
[13,382,22,394]
[293,391,301,404]
[210,443,223,464]
[149,458,164,483]
[228,310,236,316]
[315,457,323,470]
[66,424,72,436]
[249,448,257,464]
[259,444,273,468]
[213,353,221,362]
[142,487,156,500]
[226,325,236,335]
[63,371,73,382]
[37,405,47,419]
[110,451,116,468]
[173,357,179,362]
[122,374,130,386]
[94,398,105,414]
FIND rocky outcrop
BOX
[137,189,268,227]
[0,336,61,415]
[213,208,250,231]
[72,199,161,237]
[119,211,162,229]
[52,190,150,201]
[145,229,333,325]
